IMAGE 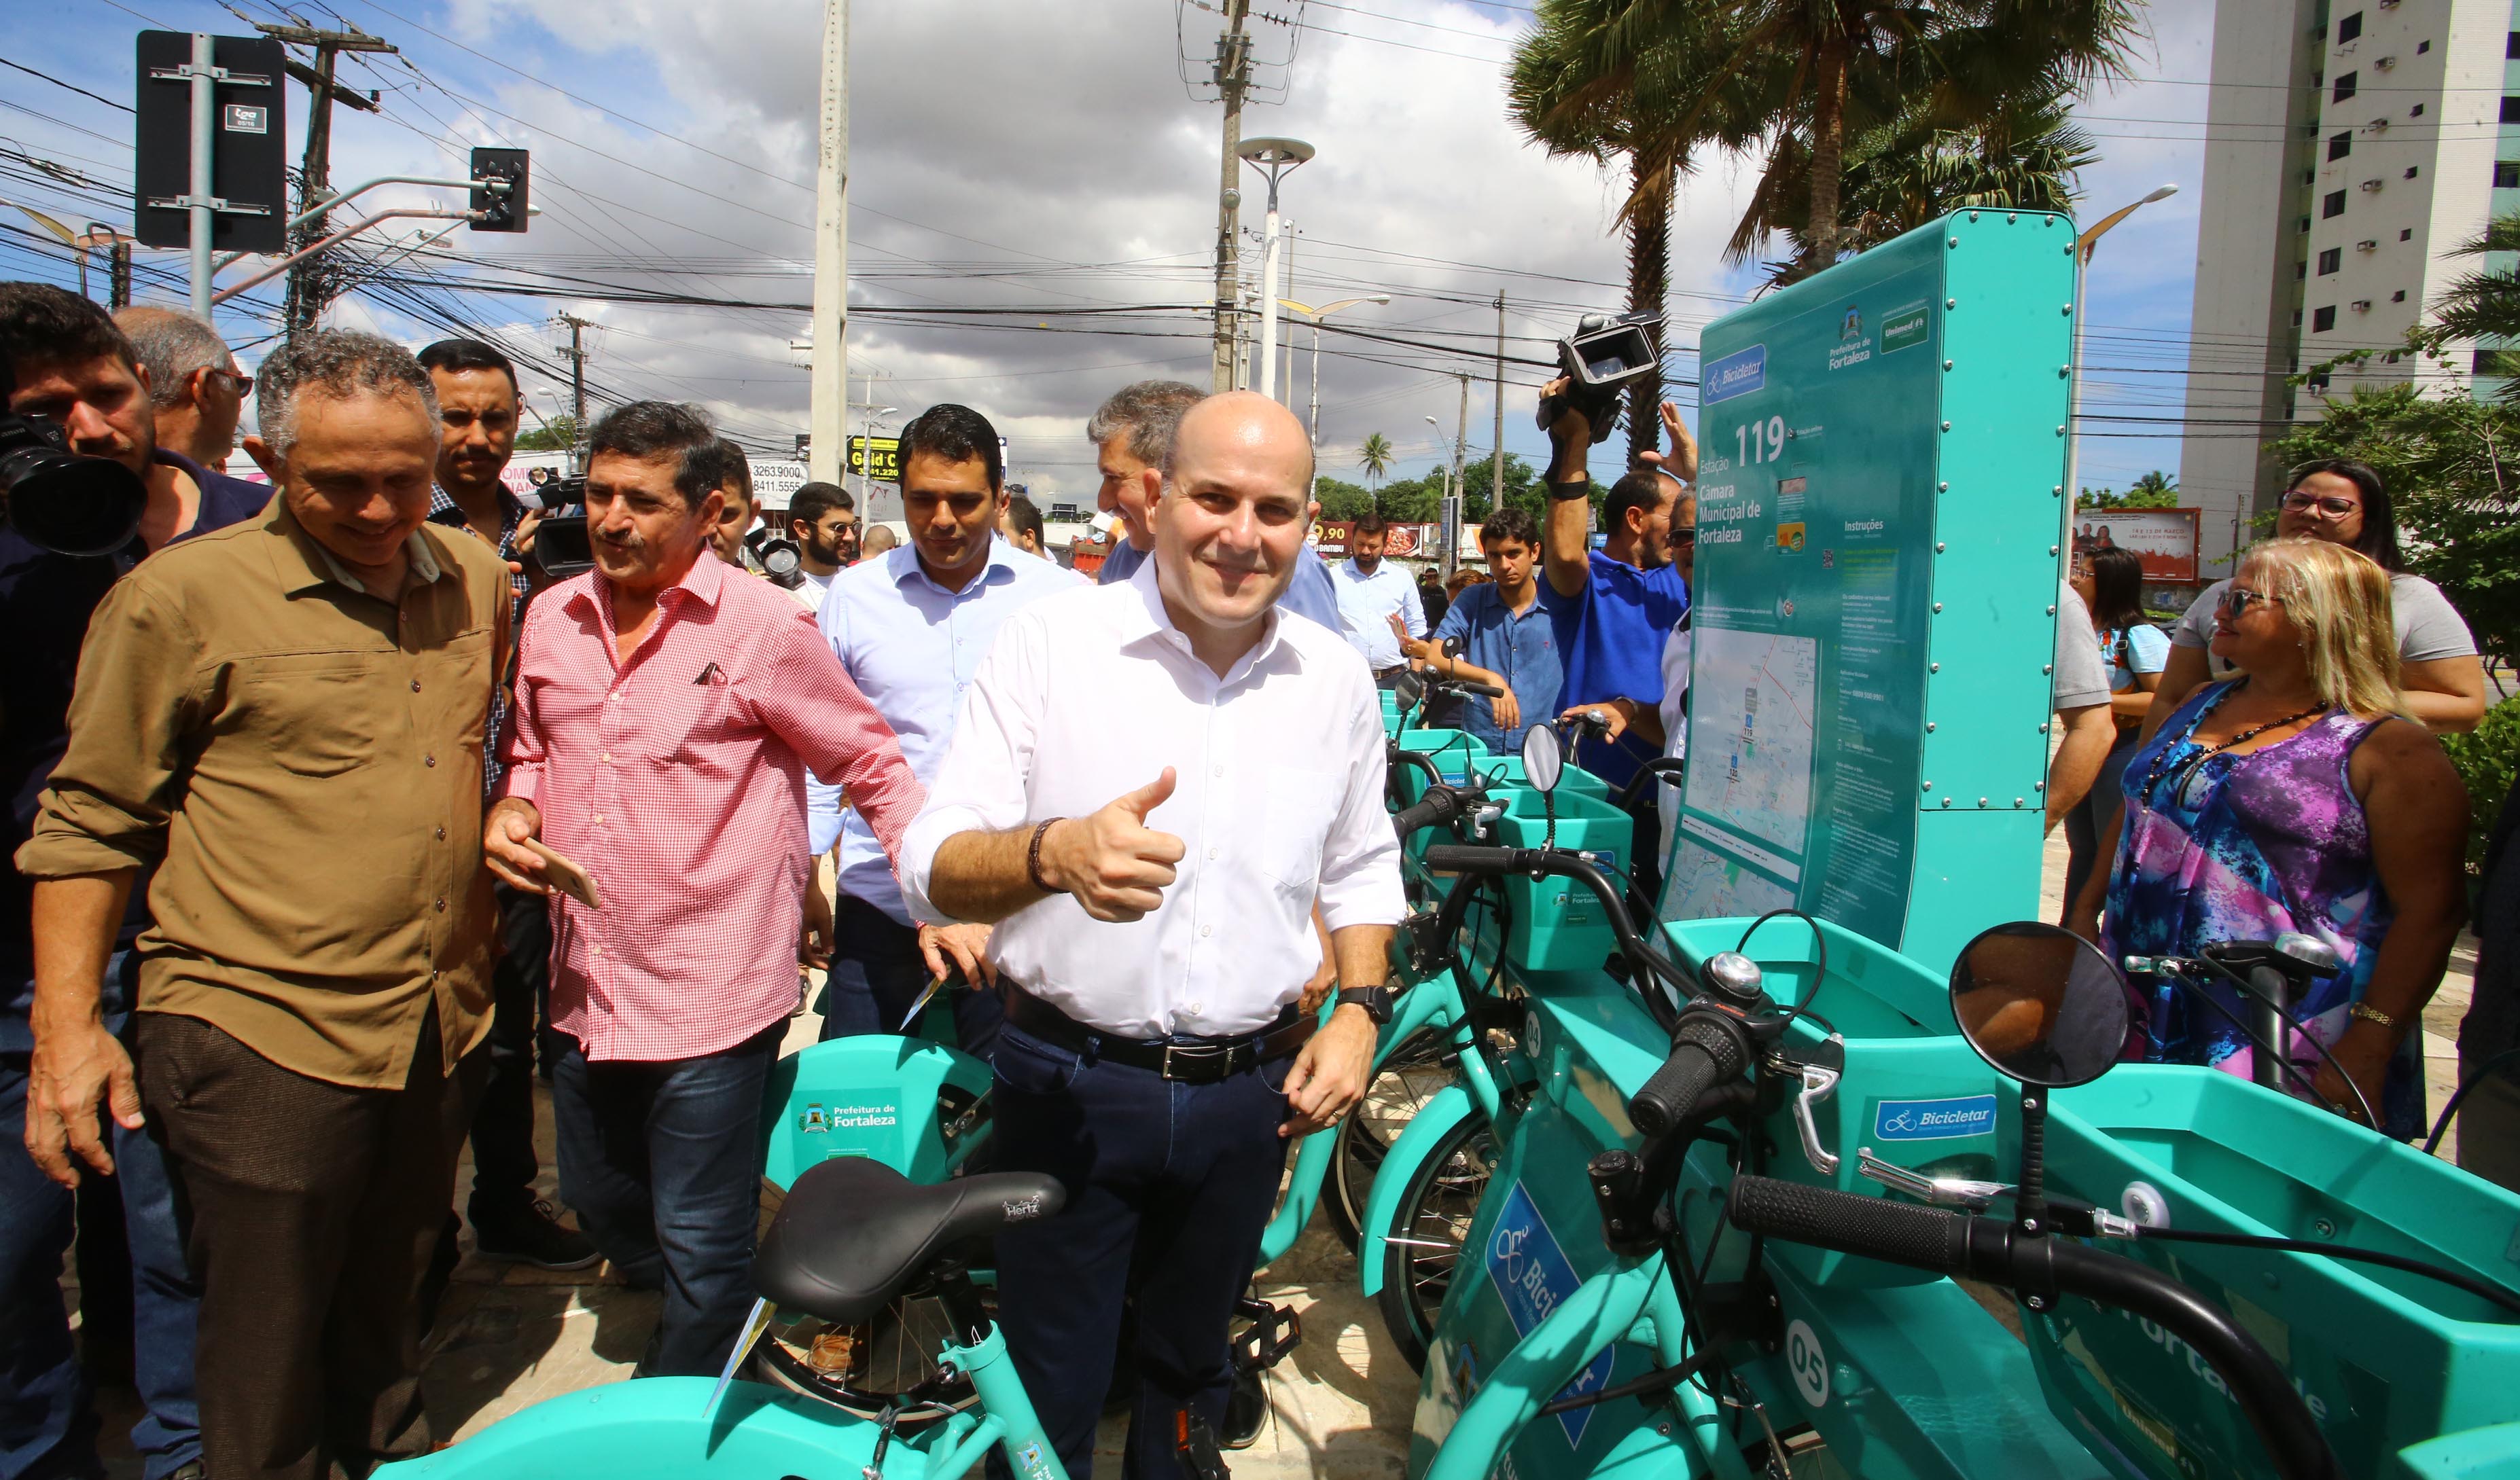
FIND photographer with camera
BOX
[1538,380,1695,791]
[3,283,271,1480]
[415,338,594,1280]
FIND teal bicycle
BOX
[1377,729,2520,1480]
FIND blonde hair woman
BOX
[2068,537,2468,1136]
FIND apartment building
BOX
[2178,0,2516,578]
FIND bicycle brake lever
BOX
[1856,1147,2011,1211]
[1788,1057,1843,1177]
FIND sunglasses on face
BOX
[1669,528,1697,546]
[2216,585,2285,621]
[2279,490,2360,518]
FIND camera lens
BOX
[0,416,149,558]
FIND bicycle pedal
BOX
[1175,1409,1231,1480]
[1229,1297,1301,1373]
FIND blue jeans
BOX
[985,1022,1293,1480]
[1,977,202,1480]
[814,895,1002,1058]
[550,1022,783,1378]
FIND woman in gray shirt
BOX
[2140,459,2486,740]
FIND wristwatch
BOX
[1334,983,1394,1026]
[1544,475,1592,503]
[2348,1002,2398,1030]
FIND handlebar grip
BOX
[1628,1013,1749,1137]
[1422,844,1515,874]
[1628,1041,1722,1138]
[1390,788,1463,842]
[1726,1176,1970,1275]
[1453,680,1504,698]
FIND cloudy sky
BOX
[8,0,2215,498]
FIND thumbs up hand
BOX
[1037,768,1188,922]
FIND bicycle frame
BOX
[374,1324,1066,1480]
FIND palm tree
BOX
[1743,82,2097,286]
[1510,1,1747,463]
[1358,433,1394,490]
[2418,210,2520,399]
[1558,0,2139,274]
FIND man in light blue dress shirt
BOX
[1090,379,1343,631]
[806,405,1075,1051]
[1331,510,1426,683]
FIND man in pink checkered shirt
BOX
[482,401,921,1377]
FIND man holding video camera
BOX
[416,338,596,1278]
[1539,382,1696,789]
[3,283,268,1480]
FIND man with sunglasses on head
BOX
[116,307,252,474]
[2141,459,2484,738]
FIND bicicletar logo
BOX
[1873,1094,1998,1142]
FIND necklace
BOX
[2142,689,2332,810]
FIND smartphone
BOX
[522,836,601,910]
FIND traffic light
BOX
[468,147,529,232]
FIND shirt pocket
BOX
[230,653,389,778]
[1255,766,1341,894]
[637,679,747,766]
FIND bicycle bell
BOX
[1699,952,1764,1008]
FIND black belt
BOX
[1004,988,1316,1085]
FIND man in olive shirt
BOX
[17,331,510,1480]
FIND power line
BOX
[0,57,135,112]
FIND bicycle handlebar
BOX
[1391,786,1468,843]
[1726,1176,2343,1480]
[1417,844,1688,1028]
[1628,1014,1750,1137]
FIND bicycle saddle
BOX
[751,1157,1065,1325]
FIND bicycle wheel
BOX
[753,1284,985,1429]
[1374,1113,1495,1373]
[1325,1028,1457,1250]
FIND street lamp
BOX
[1237,136,1314,404]
[1279,293,1391,443]
[2064,183,2179,564]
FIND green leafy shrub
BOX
[2442,696,2520,875]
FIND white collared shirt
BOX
[899,558,1405,1038]
[1332,556,1426,670]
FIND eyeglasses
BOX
[2215,585,2285,621]
[1669,528,1697,547]
[2279,490,2360,518]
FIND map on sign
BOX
[1663,837,1795,921]
[1682,628,1819,854]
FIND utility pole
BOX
[557,310,591,469]
[1209,0,1250,393]
[1444,372,1468,580]
[110,241,132,308]
[258,22,393,344]
[1491,290,1505,520]
[1279,224,1296,402]
[808,0,851,486]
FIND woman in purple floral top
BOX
[2068,538,2468,1138]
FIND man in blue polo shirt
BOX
[1538,382,1694,789]
[1394,505,1559,753]
[3,282,268,1480]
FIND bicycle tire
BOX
[1375,1113,1496,1373]
[1326,1028,1456,1250]
[753,1282,990,1428]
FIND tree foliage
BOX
[2414,209,2520,402]
[1357,433,1394,489]
[514,413,580,453]
[2079,469,2179,510]
[2268,382,2520,670]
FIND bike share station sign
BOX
[1658,210,2070,977]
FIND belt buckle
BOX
[1160,1040,1231,1081]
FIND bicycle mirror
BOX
[1947,922,2132,1089]
[1521,724,1563,794]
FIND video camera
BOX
[1536,310,1665,446]
[745,525,804,590]
[0,412,150,557]
[518,467,597,577]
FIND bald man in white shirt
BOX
[902,392,1402,1479]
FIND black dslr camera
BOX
[0,412,149,556]
[745,525,804,589]
[1536,310,1665,446]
